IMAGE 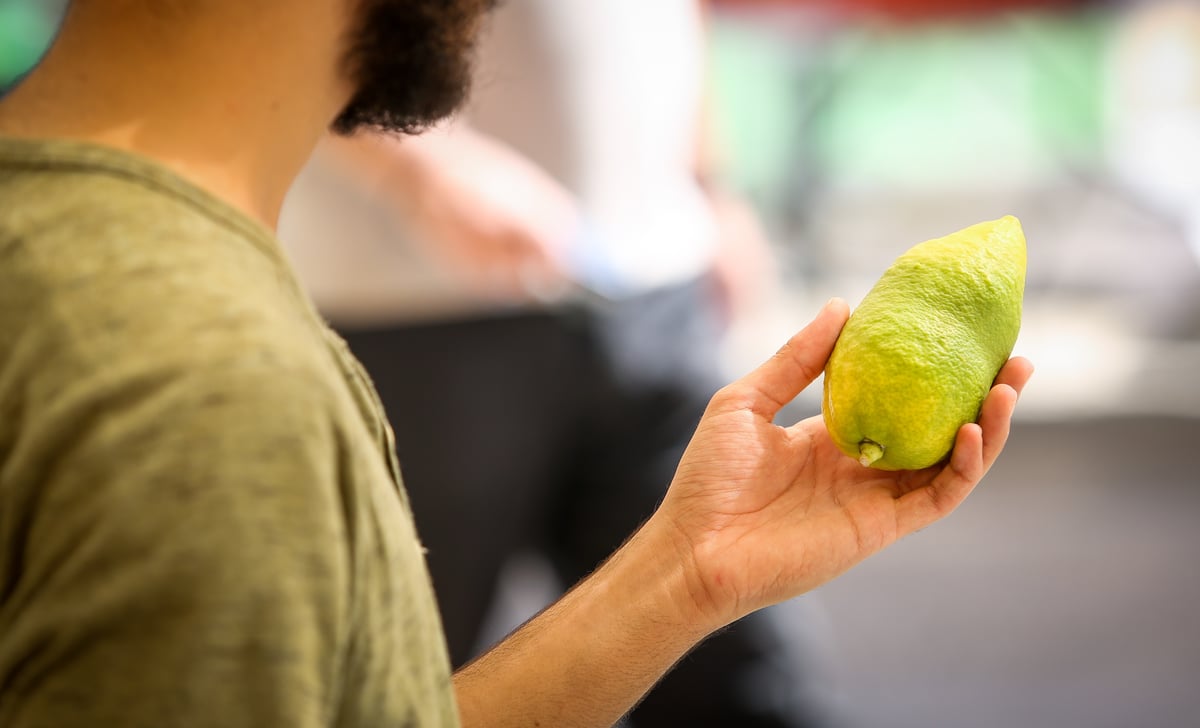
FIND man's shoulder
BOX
[3,146,290,301]
[2,145,333,397]
[7,223,329,387]
[1,137,299,314]
[0,192,352,475]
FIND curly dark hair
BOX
[332,0,495,136]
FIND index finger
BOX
[732,298,850,418]
[980,356,1034,469]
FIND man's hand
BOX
[454,298,1033,728]
[323,125,580,300]
[657,298,1035,629]
[392,125,580,299]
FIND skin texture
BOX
[823,216,1027,470]
[0,3,1035,726]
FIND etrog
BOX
[822,216,1026,470]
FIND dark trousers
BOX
[338,279,829,727]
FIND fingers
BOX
[980,356,1033,469]
[729,298,850,418]
[978,384,1018,471]
[894,356,1033,535]
[994,356,1034,396]
[894,423,982,534]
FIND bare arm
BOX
[317,124,579,298]
[453,520,707,727]
[452,299,1035,727]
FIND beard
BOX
[331,0,493,136]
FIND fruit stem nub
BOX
[858,440,884,467]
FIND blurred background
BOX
[4,0,1197,725]
[704,6,1200,723]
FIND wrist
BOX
[453,514,723,727]
[623,513,732,639]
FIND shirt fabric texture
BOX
[0,137,458,727]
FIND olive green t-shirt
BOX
[0,138,459,727]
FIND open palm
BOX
[658,299,1034,628]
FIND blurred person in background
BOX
[1106,0,1200,267]
[280,1,833,725]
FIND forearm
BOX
[318,128,438,201]
[319,120,505,188]
[451,516,717,728]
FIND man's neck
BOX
[0,2,351,230]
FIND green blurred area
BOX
[710,9,1113,197]
[0,0,59,89]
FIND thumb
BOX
[731,298,850,418]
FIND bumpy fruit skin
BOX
[822,216,1026,470]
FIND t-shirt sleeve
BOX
[0,358,352,728]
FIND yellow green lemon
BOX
[822,216,1026,470]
